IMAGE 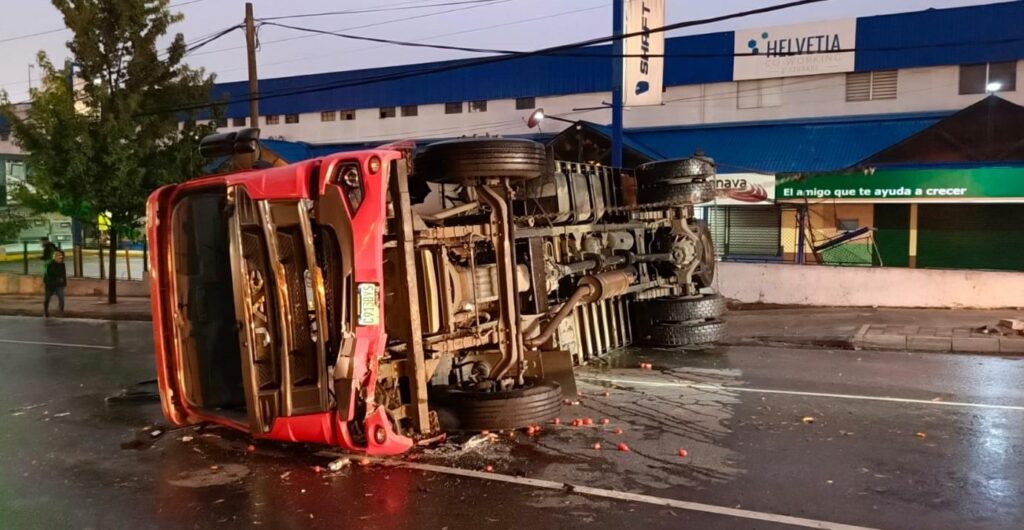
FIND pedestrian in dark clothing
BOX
[40,236,56,262]
[44,251,67,317]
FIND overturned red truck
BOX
[146,130,725,455]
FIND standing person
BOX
[40,236,56,262]
[43,251,67,317]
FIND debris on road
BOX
[180,435,194,443]
[612,428,623,435]
[915,432,927,439]
[678,449,688,457]
[617,443,630,452]
[327,458,351,472]
[246,444,256,453]
[801,416,816,424]
[592,443,602,450]
[149,429,164,438]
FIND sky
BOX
[0,0,1007,102]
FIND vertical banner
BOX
[623,0,664,106]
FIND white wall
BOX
[718,262,1024,309]
[209,61,1024,144]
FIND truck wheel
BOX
[692,221,716,288]
[638,320,726,347]
[413,138,551,184]
[637,180,715,205]
[635,156,715,185]
[637,293,726,322]
[429,378,562,431]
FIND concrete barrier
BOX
[0,271,149,297]
[718,262,1024,309]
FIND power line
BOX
[0,0,210,46]
[263,22,1024,60]
[189,0,513,58]
[223,3,610,77]
[255,0,506,21]
[148,0,830,115]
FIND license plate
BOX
[357,283,379,326]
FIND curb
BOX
[0,307,152,322]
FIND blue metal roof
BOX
[211,2,1024,119]
[624,112,950,173]
[855,1,1024,71]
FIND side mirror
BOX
[199,127,261,158]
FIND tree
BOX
[1,0,219,303]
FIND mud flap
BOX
[527,350,578,398]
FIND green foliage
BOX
[0,0,220,234]
[0,208,29,242]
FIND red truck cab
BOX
[147,148,413,455]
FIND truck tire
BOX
[413,138,551,184]
[637,293,726,323]
[692,221,716,288]
[429,378,562,431]
[635,156,715,185]
[637,180,715,205]
[638,320,727,347]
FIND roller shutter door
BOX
[706,206,781,257]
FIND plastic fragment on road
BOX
[180,435,194,443]
[150,429,164,437]
[678,449,688,457]
[327,458,351,472]
[915,432,927,439]
[801,416,815,424]
[617,443,630,452]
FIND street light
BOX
[526,108,576,129]
[986,81,1003,93]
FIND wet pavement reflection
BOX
[2,315,1024,529]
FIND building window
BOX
[265,115,280,125]
[340,109,356,121]
[214,118,227,128]
[736,79,782,109]
[445,102,463,114]
[401,105,418,117]
[379,106,396,119]
[232,117,246,127]
[469,100,488,113]
[321,111,336,122]
[959,62,1017,94]
[515,96,536,110]
[285,114,300,124]
[846,70,898,102]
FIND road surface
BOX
[1,315,1022,529]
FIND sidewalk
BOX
[0,295,152,321]
[726,306,1024,355]
[2,295,1022,355]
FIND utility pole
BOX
[611,0,624,169]
[244,2,259,127]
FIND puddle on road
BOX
[168,463,251,488]
[415,347,746,497]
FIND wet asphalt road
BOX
[1,315,1023,529]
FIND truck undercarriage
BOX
[147,133,726,455]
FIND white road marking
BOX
[578,376,1024,412]
[0,338,115,350]
[376,459,879,530]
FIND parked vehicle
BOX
[146,130,724,455]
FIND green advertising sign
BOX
[776,167,1024,202]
